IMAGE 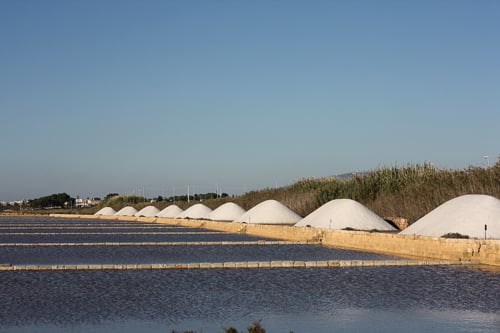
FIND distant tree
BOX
[104,193,119,201]
[156,195,164,202]
[29,193,74,209]
[165,191,232,203]
[119,195,144,204]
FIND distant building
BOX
[75,197,101,208]
[7,200,27,206]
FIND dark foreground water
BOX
[1,266,499,332]
[0,216,499,332]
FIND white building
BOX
[75,197,100,208]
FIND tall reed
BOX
[315,161,500,223]
[86,160,499,224]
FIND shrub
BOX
[442,233,470,239]
[247,320,265,333]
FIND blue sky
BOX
[1,0,499,201]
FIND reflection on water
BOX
[1,244,397,265]
[0,232,274,244]
[1,216,499,332]
[1,266,499,332]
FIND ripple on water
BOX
[1,216,499,332]
[0,266,499,329]
[0,243,398,265]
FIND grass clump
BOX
[101,194,146,209]
[246,320,266,333]
[171,320,280,333]
[442,233,470,239]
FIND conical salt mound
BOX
[207,202,246,221]
[94,207,116,216]
[176,203,212,219]
[295,199,396,231]
[157,205,183,218]
[235,200,301,225]
[400,194,500,239]
[135,206,160,217]
[114,206,138,216]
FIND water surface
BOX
[1,266,499,332]
[1,216,499,332]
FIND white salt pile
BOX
[400,194,500,239]
[235,200,301,225]
[156,205,183,218]
[94,207,116,216]
[207,202,246,221]
[295,199,396,231]
[135,206,160,217]
[114,206,138,216]
[176,203,212,219]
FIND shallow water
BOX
[1,266,499,332]
[0,243,397,265]
[1,216,499,332]
[0,232,275,244]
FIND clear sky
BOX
[1,0,499,201]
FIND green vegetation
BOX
[315,163,438,205]
[29,193,74,209]
[9,159,499,225]
[82,159,500,224]
[246,320,266,333]
[171,320,280,333]
[356,161,499,223]
[103,194,146,208]
[217,160,498,224]
[442,233,470,239]
[226,160,499,224]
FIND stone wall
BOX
[320,230,500,266]
[51,214,500,267]
[0,259,474,271]
[151,217,500,266]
